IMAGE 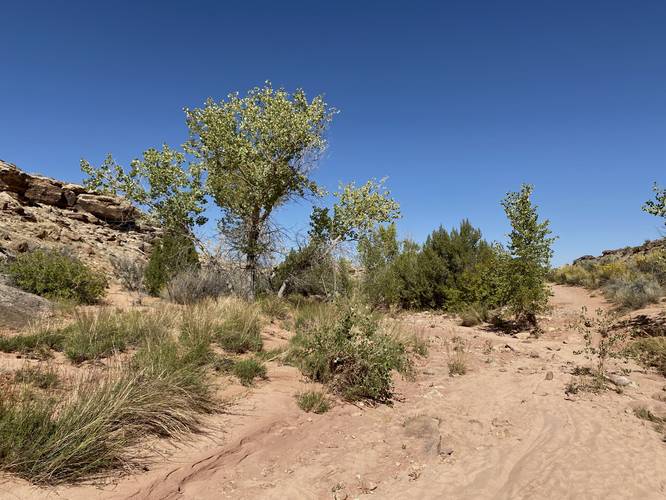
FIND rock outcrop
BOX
[0,159,160,272]
[573,238,666,266]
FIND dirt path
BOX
[5,285,666,499]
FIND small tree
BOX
[185,83,336,298]
[573,307,627,378]
[501,184,556,326]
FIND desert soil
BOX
[3,285,666,500]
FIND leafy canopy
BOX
[81,145,206,230]
[309,178,401,245]
[185,82,336,262]
[643,183,666,220]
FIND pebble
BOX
[545,371,554,380]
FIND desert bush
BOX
[6,249,107,304]
[13,365,60,389]
[358,221,507,312]
[603,275,662,309]
[296,390,331,413]
[573,307,628,377]
[287,304,412,403]
[446,336,468,376]
[272,243,352,298]
[459,303,488,327]
[626,337,666,376]
[166,266,230,304]
[551,263,594,287]
[144,230,199,296]
[634,250,666,285]
[214,299,263,353]
[110,255,146,294]
[232,358,267,386]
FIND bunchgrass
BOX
[0,331,216,485]
[232,358,267,386]
[13,365,61,390]
[214,299,263,353]
[296,390,331,414]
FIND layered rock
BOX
[0,159,159,272]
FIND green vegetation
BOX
[0,328,216,485]
[573,307,628,378]
[271,243,352,298]
[6,249,107,304]
[296,390,331,413]
[500,184,555,326]
[626,337,666,377]
[447,336,469,376]
[552,248,665,309]
[232,358,267,386]
[258,295,291,320]
[145,230,199,296]
[214,299,263,353]
[287,303,412,403]
[0,330,65,359]
[13,366,60,390]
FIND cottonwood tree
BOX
[501,184,556,327]
[185,83,335,297]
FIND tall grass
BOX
[213,298,263,353]
[0,334,216,484]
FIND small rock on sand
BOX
[545,371,554,380]
[607,374,632,387]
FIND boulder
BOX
[0,277,52,329]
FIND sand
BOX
[3,285,666,499]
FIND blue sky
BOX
[1,1,664,265]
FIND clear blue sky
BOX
[2,1,664,265]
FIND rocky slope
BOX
[0,159,159,272]
[574,237,666,265]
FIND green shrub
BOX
[296,390,331,413]
[214,300,263,353]
[166,266,230,304]
[459,303,488,327]
[603,275,662,309]
[272,243,352,298]
[232,358,267,386]
[626,337,666,376]
[287,305,412,403]
[6,249,107,304]
[144,230,199,296]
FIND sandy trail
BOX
[4,285,666,499]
